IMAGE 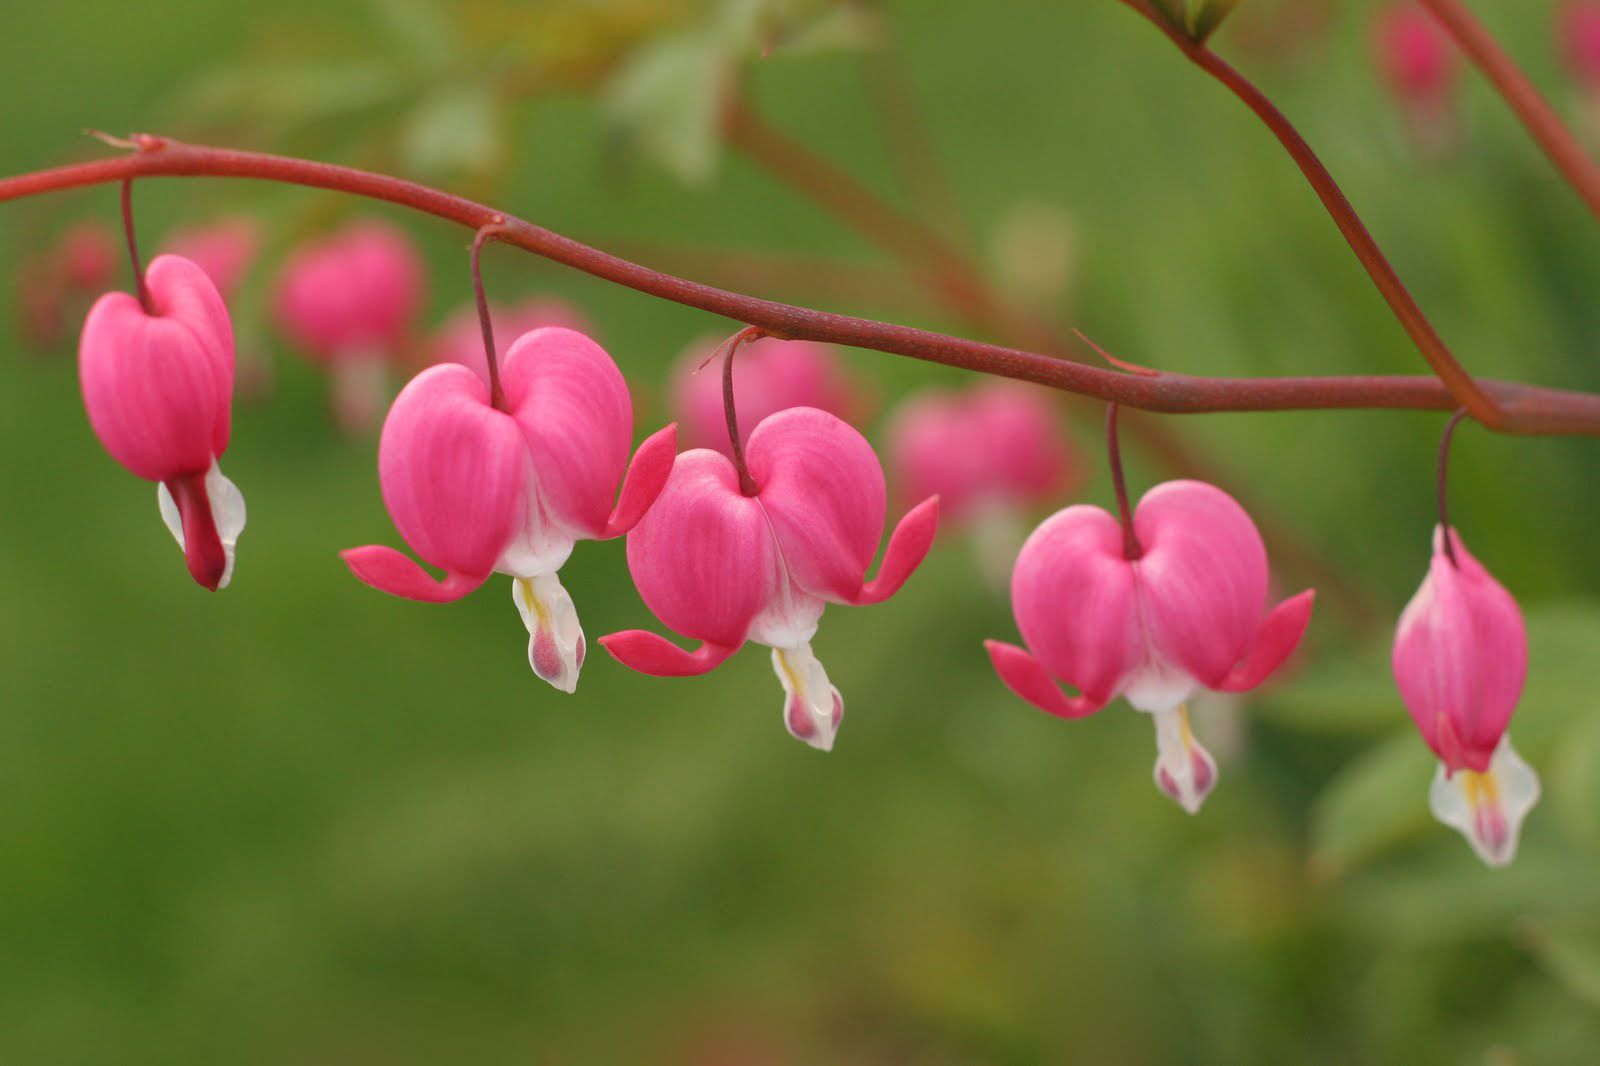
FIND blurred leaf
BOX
[175,60,402,129]
[1549,710,1600,852]
[604,30,729,186]
[1520,920,1600,1011]
[368,0,461,71]
[1190,0,1242,42]
[1257,645,1404,736]
[399,82,501,178]
[767,3,882,57]
[1515,604,1600,751]
[1309,733,1434,881]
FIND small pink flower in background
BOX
[430,297,592,382]
[78,255,246,590]
[887,381,1081,587]
[601,407,939,752]
[165,218,260,299]
[1392,527,1539,866]
[1373,4,1461,153]
[1561,2,1600,89]
[342,327,676,693]
[274,219,426,433]
[58,219,119,292]
[985,480,1314,813]
[669,335,865,455]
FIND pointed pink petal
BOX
[747,407,886,602]
[341,545,487,603]
[377,364,527,577]
[600,423,679,539]
[598,630,739,677]
[985,640,1107,719]
[849,495,939,605]
[625,449,779,648]
[502,328,635,538]
[1134,480,1272,689]
[1218,589,1315,693]
[1392,527,1526,772]
[1010,504,1143,705]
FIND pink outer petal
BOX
[600,423,679,539]
[849,496,940,605]
[1218,589,1316,693]
[597,631,739,677]
[746,407,885,603]
[1009,504,1143,708]
[1134,480,1272,689]
[625,449,779,649]
[340,545,488,603]
[1392,527,1526,772]
[985,641,1108,719]
[79,257,234,482]
[376,364,527,578]
[501,328,634,538]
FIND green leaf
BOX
[1520,920,1600,1011]
[1255,645,1404,736]
[604,31,730,186]
[1309,732,1435,881]
[367,0,461,70]
[399,83,501,178]
[173,61,403,129]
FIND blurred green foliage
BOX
[2,0,1599,1062]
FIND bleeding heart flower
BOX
[887,381,1081,587]
[79,254,246,590]
[1562,2,1600,91]
[1373,3,1460,152]
[341,327,676,693]
[274,219,426,433]
[600,407,939,752]
[985,480,1314,813]
[670,335,866,456]
[165,217,260,299]
[58,219,120,292]
[1392,526,1539,866]
[431,297,593,383]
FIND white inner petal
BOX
[772,641,844,753]
[156,459,248,589]
[1429,735,1540,868]
[1150,704,1218,815]
[511,569,585,694]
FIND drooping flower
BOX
[430,297,592,383]
[1392,527,1539,866]
[79,254,246,590]
[669,335,865,455]
[165,217,260,299]
[273,219,425,433]
[887,381,1081,587]
[985,480,1314,813]
[58,219,120,292]
[1373,4,1460,153]
[1562,2,1600,91]
[600,407,939,752]
[341,327,677,693]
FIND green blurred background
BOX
[3,1,1600,1062]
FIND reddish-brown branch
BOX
[1420,0,1600,222]
[1119,0,1505,428]
[1,137,1598,434]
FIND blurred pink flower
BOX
[602,408,939,752]
[1373,4,1460,152]
[274,219,426,432]
[430,296,592,382]
[986,480,1313,813]
[165,217,260,299]
[58,219,119,292]
[669,335,866,455]
[1561,2,1600,90]
[343,328,676,693]
[79,255,246,590]
[1392,527,1539,866]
